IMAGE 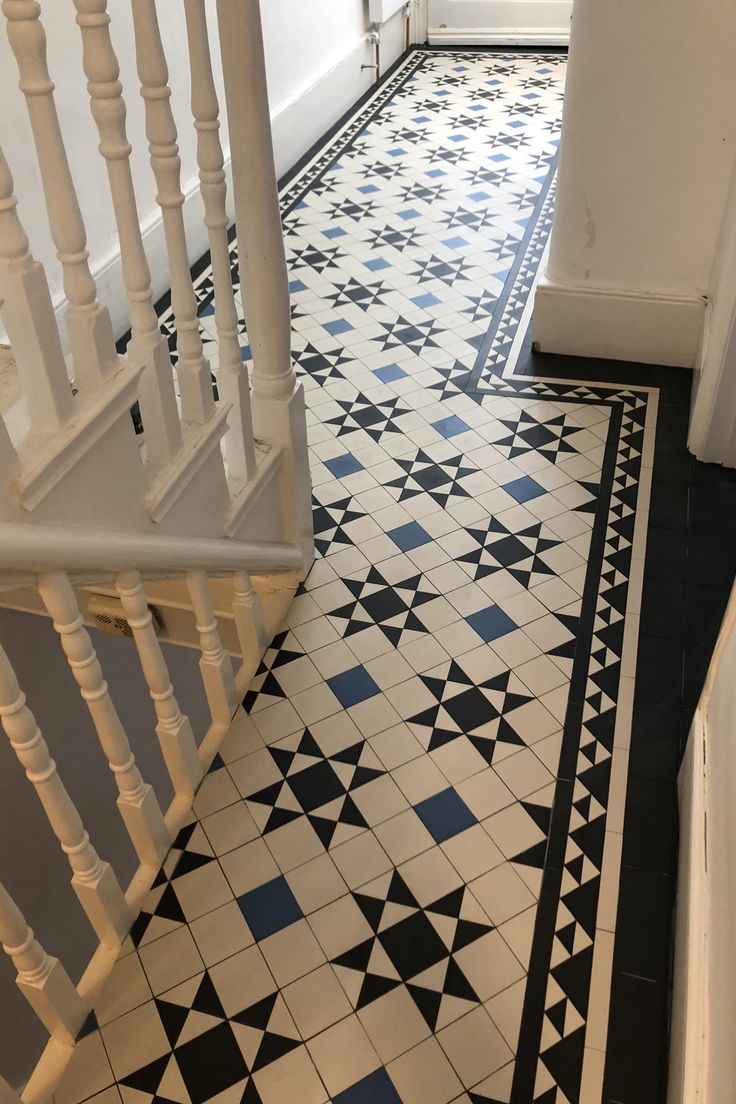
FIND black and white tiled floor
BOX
[62,48,671,1104]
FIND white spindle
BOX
[0,143,73,432]
[232,570,266,662]
[185,570,238,725]
[115,570,204,799]
[73,0,182,469]
[184,0,256,481]
[2,0,117,395]
[36,572,169,869]
[217,0,315,570]
[0,642,131,946]
[131,0,215,426]
[0,878,86,1043]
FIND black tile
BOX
[629,702,684,783]
[613,865,675,983]
[639,578,685,640]
[682,641,711,710]
[684,583,729,646]
[688,480,736,534]
[654,404,690,455]
[644,527,687,581]
[688,455,736,487]
[621,776,678,876]
[603,973,669,1104]
[648,482,688,530]
[687,530,736,589]
[634,635,683,706]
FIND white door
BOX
[428,0,572,45]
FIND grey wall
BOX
[0,608,212,1091]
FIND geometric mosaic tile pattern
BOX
[59,50,657,1104]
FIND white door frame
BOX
[428,0,572,46]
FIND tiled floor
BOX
[54,47,707,1104]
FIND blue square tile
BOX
[323,226,347,239]
[325,453,364,478]
[490,153,509,163]
[467,604,517,643]
[373,363,407,383]
[324,319,353,336]
[442,236,467,250]
[414,788,477,843]
[468,191,490,202]
[333,1069,402,1104]
[197,301,215,318]
[432,414,469,439]
[426,169,446,178]
[411,292,440,309]
[237,876,303,941]
[328,666,380,708]
[448,133,466,143]
[289,279,306,293]
[387,521,431,552]
[365,258,390,271]
[503,475,545,503]
[240,345,252,361]
[398,208,419,221]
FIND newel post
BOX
[216,0,314,573]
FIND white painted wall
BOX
[533,0,736,368]
[670,582,736,1104]
[0,1,411,344]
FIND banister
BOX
[0,522,304,576]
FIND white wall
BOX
[670,582,736,1104]
[533,0,736,368]
[428,0,572,45]
[0,1,411,344]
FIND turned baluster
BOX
[131,0,215,427]
[2,0,117,395]
[115,570,204,799]
[0,642,131,945]
[217,1,314,570]
[185,570,237,725]
[184,0,256,481]
[0,878,87,1043]
[73,0,182,469]
[232,570,266,663]
[0,143,72,432]
[37,571,169,868]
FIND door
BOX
[428,0,572,45]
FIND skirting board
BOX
[429,28,569,45]
[533,278,706,368]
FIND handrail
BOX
[0,522,303,576]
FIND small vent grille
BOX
[87,595,163,639]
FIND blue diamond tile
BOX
[197,301,215,318]
[323,226,347,239]
[328,665,380,708]
[358,184,379,193]
[442,236,467,250]
[467,604,517,643]
[389,147,407,158]
[414,788,477,843]
[325,453,364,478]
[365,258,390,271]
[468,191,490,202]
[373,363,407,383]
[324,319,353,336]
[426,169,446,178]
[398,208,420,220]
[432,414,469,438]
[240,345,252,361]
[333,1069,402,1104]
[490,153,509,163]
[237,876,303,941]
[503,476,546,503]
[387,521,431,552]
[411,292,440,309]
[289,279,307,293]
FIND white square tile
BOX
[330,831,392,889]
[282,964,352,1039]
[437,1005,513,1088]
[470,862,537,925]
[138,925,203,996]
[260,918,327,987]
[307,1014,380,1096]
[388,1036,463,1104]
[189,899,254,967]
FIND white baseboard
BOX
[533,277,706,368]
[428,27,569,45]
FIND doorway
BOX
[428,0,571,45]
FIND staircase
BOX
[0,2,313,1100]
